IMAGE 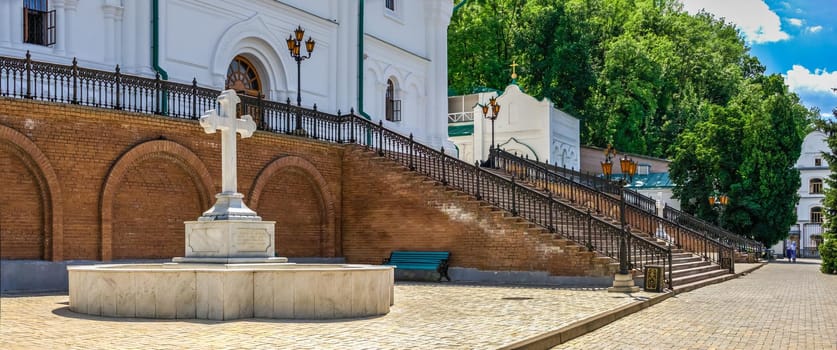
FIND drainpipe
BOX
[453,0,469,13]
[151,0,168,115]
[357,0,371,120]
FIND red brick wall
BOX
[0,98,343,261]
[0,141,45,259]
[0,98,614,277]
[111,155,204,259]
[256,168,326,257]
[340,146,616,276]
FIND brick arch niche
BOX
[0,125,64,261]
[250,156,339,258]
[100,140,214,261]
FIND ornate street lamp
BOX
[601,144,617,180]
[709,193,730,206]
[608,149,640,293]
[286,25,315,134]
[619,155,638,184]
[481,96,501,166]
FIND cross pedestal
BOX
[175,90,286,263]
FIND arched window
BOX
[810,178,823,194]
[811,207,823,223]
[385,79,401,122]
[225,56,261,97]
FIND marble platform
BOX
[67,263,394,320]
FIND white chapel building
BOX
[447,83,580,169]
[0,0,453,148]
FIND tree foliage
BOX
[448,0,816,243]
[815,109,837,274]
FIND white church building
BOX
[447,83,580,169]
[0,0,453,148]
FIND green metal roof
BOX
[448,124,474,137]
[611,172,674,189]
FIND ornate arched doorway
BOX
[226,55,264,128]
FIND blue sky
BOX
[680,0,837,117]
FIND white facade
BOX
[448,84,580,170]
[0,0,452,148]
[772,130,830,258]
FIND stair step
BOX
[670,264,719,278]
[669,260,712,270]
[672,272,738,293]
[671,268,727,286]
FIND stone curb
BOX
[498,262,767,350]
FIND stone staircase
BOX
[342,145,620,278]
[481,159,733,291]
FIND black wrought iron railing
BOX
[663,204,764,256]
[350,119,671,287]
[0,52,673,287]
[492,148,736,273]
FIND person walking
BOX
[787,240,797,263]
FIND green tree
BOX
[815,108,837,274]
[670,75,813,245]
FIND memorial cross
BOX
[200,90,257,195]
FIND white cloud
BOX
[807,25,823,33]
[783,65,837,94]
[788,18,803,26]
[679,0,790,44]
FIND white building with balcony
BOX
[0,0,453,148]
[773,130,830,258]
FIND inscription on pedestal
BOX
[234,229,270,252]
[188,228,223,253]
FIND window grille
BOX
[385,0,395,11]
[23,0,55,46]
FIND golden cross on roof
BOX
[510,60,519,80]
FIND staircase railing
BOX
[663,204,764,256]
[501,147,762,261]
[0,52,673,287]
[492,148,735,274]
[348,119,671,287]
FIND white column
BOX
[338,0,358,112]
[114,6,123,64]
[102,0,122,64]
[426,0,453,148]
[64,0,78,56]
[10,0,22,48]
[52,0,66,55]
[121,0,136,72]
[0,0,12,46]
[133,1,151,75]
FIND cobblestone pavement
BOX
[556,259,837,350]
[1,282,659,349]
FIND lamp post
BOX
[286,25,315,134]
[481,96,501,166]
[601,144,617,180]
[608,149,640,293]
[619,155,638,185]
[709,192,730,224]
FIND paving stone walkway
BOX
[1,282,657,349]
[555,258,837,350]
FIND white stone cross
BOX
[200,89,257,195]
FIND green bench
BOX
[383,251,451,282]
